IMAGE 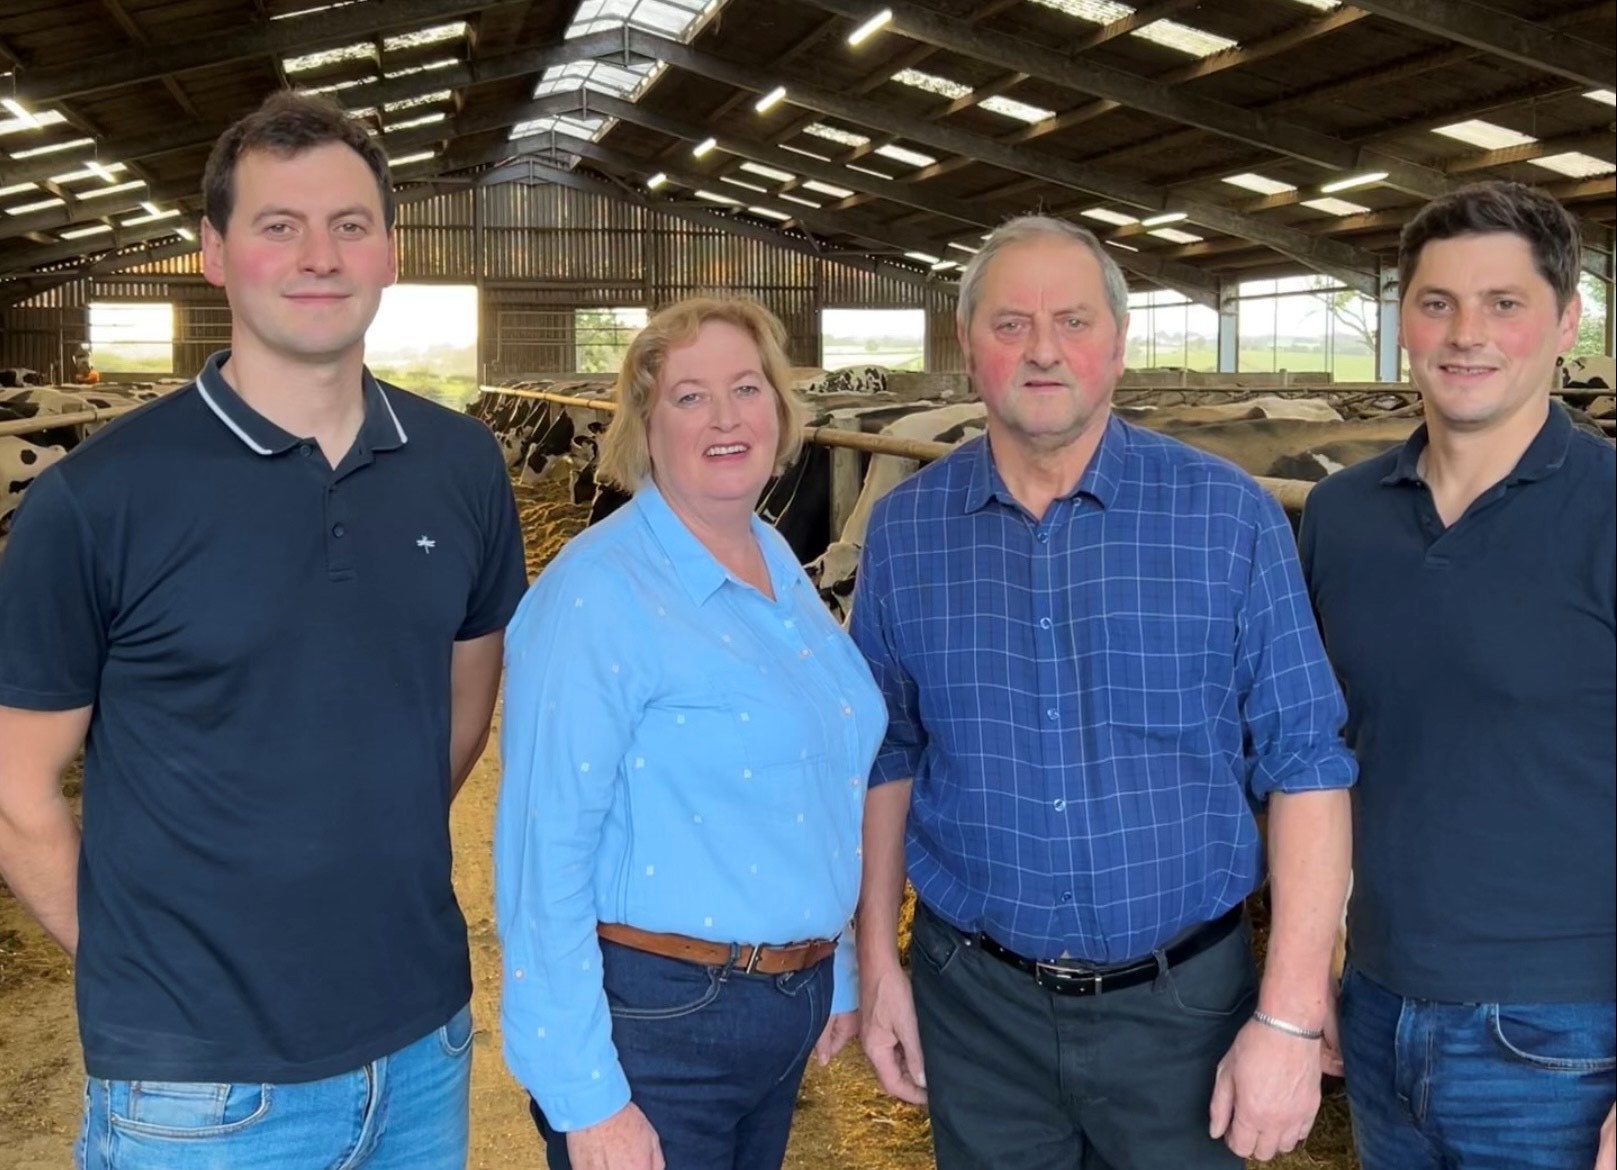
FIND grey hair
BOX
[955,215,1130,333]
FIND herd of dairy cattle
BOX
[4,359,1613,613]
[468,357,1615,617]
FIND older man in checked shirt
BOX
[848,215,1357,1170]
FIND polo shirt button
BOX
[299,443,313,457]
[332,523,346,538]
[1039,617,1052,630]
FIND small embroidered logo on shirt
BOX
[416,535,436,553]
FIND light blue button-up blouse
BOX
[494,480,886,1132]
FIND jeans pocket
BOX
[438,1003,474,1058]
[107,1081,272,1139]
[602,945,723,1021]
[910,906,962,977]
[1161,926,1258,1020]
[1488,1003,1617,1073]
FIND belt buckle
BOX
[742,945,765,975]
[1035,960,1102,996]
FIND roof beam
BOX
[1343,0,1614,90]
[792,0,1454,200]
[606,30,1380,292]
[0,213,201,278]
[1444,129,1617,175]
[94,0,204,121]
[519,90,1222,305]
[11,0,524,105]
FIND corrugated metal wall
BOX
[0,181,964,377]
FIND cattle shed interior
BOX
[0,0,1613,387]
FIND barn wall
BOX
[0,180,963,380]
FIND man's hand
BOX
[858,958,928,1105]
[564,1102,664,1170]
[814,1010,859,1067]
[1594,1102,1614,1170]
[1208,1019,1323,1161]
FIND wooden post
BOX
[825,413,864,545]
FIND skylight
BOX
[511,113,607,141]
[748,205,792,221]
[5,197,65,215]
[875,144,936,167]
[382,58,458,80]
[388,112,447,132]
[284,42,375,74]
[892,69,971,100]
[529,0,722,146]
[802,179,854,198]
[780,144,833,162]
[59,224,113,240]
[1288,0,1340,9]
[980,96,1055,123]
[1529,152,1615,178]
[0,109,68,137]
[384,90,453,113]
[382,22,466,52]
[1028,0,1238,58]
[0,181,37,198]
[387,151,436,167]
[845,163,893,179]
[8,136,95,159]
[695,189,741,205]
[779,193,822,208]
[1149,227,1203,244]
[1586,90,1617,106]
[720,176,769,193]
[739,161,795,183]
[1223,173,1296,196]
[1301,197,1370,216]
[1081,207,1139,225]
[804,123,870,148]
[1432,120,1536,150]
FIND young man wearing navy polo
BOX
[850,215,1357,1168]
[0,91,526,1168]
[1300,182,1615,1170]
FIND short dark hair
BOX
[1399,180,1581,313]
[202,90,395,235]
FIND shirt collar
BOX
[1381,399,1571,488]
[194,348,409,457]
[632,478,797,606]
[963,413,1128,513]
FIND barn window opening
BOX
[1126,290,1218,372]
[820,309,925,372]
[1236,276,1377,381]
[575,307,648,374]
[88,301,174,374]
[366,284,479,410]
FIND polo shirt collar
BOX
[964,412,1127,513]
[194,348,408,457]
[1381,399,1571,487]
[633,477,798,606]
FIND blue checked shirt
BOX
[849,416,1355,965]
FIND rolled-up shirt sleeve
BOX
[847,512,925,787]
[1235,490,1357,800]
[494,554,648,1132]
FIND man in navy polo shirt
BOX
[1301,181,1615,1170]
[0,91,526,1169]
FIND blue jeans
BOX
[1339,965,1615,1170]
[530,941,833,1170]
[77,1004,473,1170]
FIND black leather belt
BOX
[970,903,1243,996]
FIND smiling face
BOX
[646,318,782,518]
[1400,231,1579,434]
[959,236,1128,452]
[201,141,396,367]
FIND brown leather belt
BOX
[597,922,837,975]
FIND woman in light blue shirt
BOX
[495,297,886,1170]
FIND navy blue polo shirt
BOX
[0,350,527,1082]
[1300,402,1615,1004]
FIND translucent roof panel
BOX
[1081,207,1139,225]
[385,91,453,113]
[1149,227,1203,244]
[383,22,466,52]
[1223,172,1296,195]
[534,59,660,100]
[1432,120,1536,149]
[739,161,795,182]
[8,136,95,160]
[284,41,375,73]
[0,109,68,137]
[804,123,870,148]
[511,114,609,142]
[980,96,1055,123]
[1529,152,1615,178]
[875,144,936,167]
[893,69,972,100]
[1289,0,1340,9]
[1301,197,1370,216]
[802,179,853,198]
[1029,0,1238,58]
[569,0,717,39]
[1586,89,1617,106]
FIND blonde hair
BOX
[595,296,807,492]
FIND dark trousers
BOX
[530,940,832,1170]
[910,901,1254,1170]
[1339,963,1616,1170]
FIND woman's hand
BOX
[565,1102,664,1170]
[814,1010,860,1066]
